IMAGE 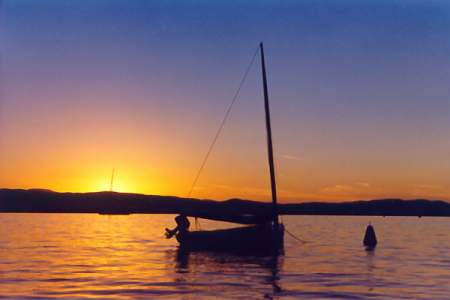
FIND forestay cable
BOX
[187,46,260,198]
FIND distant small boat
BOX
[168,43,284,254]
[98,211,131,215]
[98,170,131,215]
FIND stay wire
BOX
[285,227,308,244]
[187,46,260,198]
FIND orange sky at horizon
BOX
[2,142,450,202]
[2,96,449,202]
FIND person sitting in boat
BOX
[165,214,190,239]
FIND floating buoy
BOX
[363,223,377,250]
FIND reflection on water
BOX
[0,214,449,299]
[172,248,283,298]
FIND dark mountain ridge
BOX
[1,189,449,221]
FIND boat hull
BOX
[176,224,284,255]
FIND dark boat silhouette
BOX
[168,43,284,254]
[177,222,284,255]
[98,211,131,215]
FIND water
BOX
[0,214,449,299]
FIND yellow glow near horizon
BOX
[65,167,174,195]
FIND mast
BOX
[260,42,279,227]
[110,168,115,192]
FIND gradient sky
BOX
[1,0,450,202]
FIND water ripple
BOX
[0,214,449,299]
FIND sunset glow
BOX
[1,1,450,202]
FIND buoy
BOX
[363,223,377,249]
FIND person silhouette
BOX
[165,214,190,239]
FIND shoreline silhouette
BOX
[1,188,449,217]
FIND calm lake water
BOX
[0,214,449,299]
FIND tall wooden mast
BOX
[260,42,279,227]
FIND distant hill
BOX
[0,189,449,222]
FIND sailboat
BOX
[169,43,284,255]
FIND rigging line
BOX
[187,46,260,198]
[285,227,308,244]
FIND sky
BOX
[1,0,450,202]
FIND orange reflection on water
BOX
[1,214,449,299]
